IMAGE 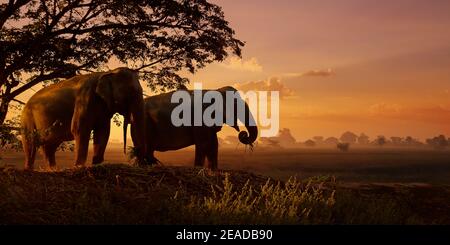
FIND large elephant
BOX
[143,86,258,170]
[20,67,146,170]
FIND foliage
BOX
[426,135,448,149]
[0,116,22,150]
[340,131,358,144]
[57,141,75,152]
[0,103,22,150]
[112,113,122,127]
[375,135,387,147]
[304,139,316,147]
[0,0,244,124]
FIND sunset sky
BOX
[187,0,450,141]
[15,0,450,142]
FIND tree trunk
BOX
[0,98,10,125]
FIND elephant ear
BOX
[96,73,115,111]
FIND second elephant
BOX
[142,86,258,170]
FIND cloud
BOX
[221,57,263,72]
[283,69,335,78]
[233,77,294,99]
[369,103,403,115]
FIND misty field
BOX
[3,145,449,184]
[163,147,450,184]
[1,146,450,224]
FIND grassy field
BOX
[1,146,450,224]
[3,145,449,184]
[1,163,449,224]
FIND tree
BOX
[340,131,358,144]
[404,136,423,147]
[324,137,339,145]
[276,128,296,147]
[313,136,324,145]
[304,139,316,147]
[405,136,415,145]
[357,133,370,145]
[375,136,387,147]
[0,0,244,125]
[390,136,403,145]
[426,135,448,149]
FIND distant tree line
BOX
[218,129,450,151]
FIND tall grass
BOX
[0,164,431,224]
[180,174,335,224]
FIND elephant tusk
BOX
[123,113,130,154]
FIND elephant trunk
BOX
[238,125,258,145]
[237,103,258,145]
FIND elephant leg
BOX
[205,134,219,170]
[194,145,207,167]
[74,128,91,167]
[42,143,59,169]
[145,149,159,165]
[92,121,110,165]
[22,137,37,170]
[193,127,210,167]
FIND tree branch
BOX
[11,98,25,105]
[0,0,31,28]
[53,21,190,36]
[135,55,176,71]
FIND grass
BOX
[1,163,447,224]
[183,176,336,224]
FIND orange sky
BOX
[185,0,450,141]
[13,0,450,142]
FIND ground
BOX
[1,146,450,224]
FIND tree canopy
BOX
[0,0,244,124]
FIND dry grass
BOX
[0,164,448,224]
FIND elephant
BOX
[20,67,146,170]
[142,86,258,170]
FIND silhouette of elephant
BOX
[141,86,258,170]
[21,67,146,170]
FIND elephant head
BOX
[217,86,258,146]
[96,68,146,164]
